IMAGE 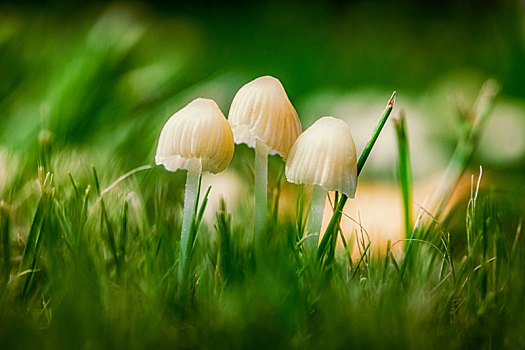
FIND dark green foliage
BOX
[0,147,524,350]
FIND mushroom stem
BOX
[306,186,326,250]
[178,158,201,286]
[254,138,268,242]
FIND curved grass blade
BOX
[318,92,396,266]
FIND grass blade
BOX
[195,185,212,232]
[318,92,396,266]
[350,241,371,280]
[215,199,232,285]
[19,175,54,298]
[393,112,413,242]
[430,80,499,221]
[1,202,11,284]
[119,199,129,269]
[92,166,120,278]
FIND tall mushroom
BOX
[156,98,234,285]
[228,76,302,241]
[285,117,357,249]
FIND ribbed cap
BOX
[285,117,357,198]
[228,76,302,159]
[155,98,234,174]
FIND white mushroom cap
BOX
[155,98,234,174]
[285,117,357,198]
[228,76,302,159]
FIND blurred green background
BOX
[0,0,524,197]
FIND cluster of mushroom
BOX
[155,76,357,276]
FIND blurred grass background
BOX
[1,0,524,172]
[0,0,525,348]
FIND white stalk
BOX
[306,186,326,250]
[254,138,268,242]
[178,158,201,285]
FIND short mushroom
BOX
[156,98,234,284]
[228,76,302,238]
[285,116,357,249]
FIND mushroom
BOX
[228,76,302,238]
[285,116,357,249]
[156,98,234,284]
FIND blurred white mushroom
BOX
[156,98,234,174]
[286,117,357,249]
[228,75,302,240]
[200,170,245,224]
[156,98,234,284]
[228,76,301,159]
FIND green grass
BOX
[394,111,413,241]
[1,165,524,349]
[1,3,525,349]
[0,87,524,349]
